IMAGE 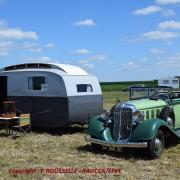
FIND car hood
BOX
[126,98,166,110]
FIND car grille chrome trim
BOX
[113,105,133,141]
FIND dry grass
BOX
[103,91,129,109]
[0,92,180,180]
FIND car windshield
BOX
[129,87,172,100]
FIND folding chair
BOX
[12,114,31,137]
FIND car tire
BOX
[147,129,165,159]
[159,106,175,128]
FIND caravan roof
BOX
[0,63,89,76]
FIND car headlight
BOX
[100,110,109,120]
[132,110,144,125]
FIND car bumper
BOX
[85,135,148,148]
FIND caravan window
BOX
[28,76,46,90]
[173,80,178,84]
[163,80,169,84]
[77,84,93,92]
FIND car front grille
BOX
[113,107,133,141]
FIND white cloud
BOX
[78,53,109,69]
[0,28,38,40]
[133,5,175,17]
[165,41,173,45]
[140,57,148,62]
[156,0,180,5]
[22,42,55,52]
[0,51,8,56]
[74,48,90,54]
[24,56,58,63]
[150,48,166,54]
[78,60,94,69]
[120,62,138,70]
[162,9,176,16]
[22,42,42,52]
[0,19,47,56]
[120,37,143,43]
[78,59,89,64]
[156,53,180,68]
[74,19,96,26]
[142,30,179,40]
[82,63,94,68]
[29,47,43,52]
[0,41,14,56]
[0,41,13,49]
[133,6,162,15]
[0,19,38,40]
[45,43,55,48]
[122,27,180,43]
[0,19,7,28]
[158,20,180,30]
[108,61,114,65]
[88,54,108,61]
[77,52,109,69]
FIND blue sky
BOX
[0,0,180,81]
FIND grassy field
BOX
[0,92,180,180]
[100,80,157,92]
[103,91,129,109]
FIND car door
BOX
[172,98,180,128]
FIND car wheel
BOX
[159,106,175,128]
[147,129,165,159]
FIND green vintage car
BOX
[86,87,180,158]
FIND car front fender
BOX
[130,118,171,142]
[87,116,114,142]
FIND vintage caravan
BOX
[0,63,103,127]
[158,77,179,89]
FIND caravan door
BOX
[0,76,7,113]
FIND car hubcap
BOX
[167,117,173,127]
[154,138,162,152]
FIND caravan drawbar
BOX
[0,63,103,127]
